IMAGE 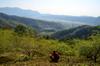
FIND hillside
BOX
[0,24,100,66]
[51,25,100,40]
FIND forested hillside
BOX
[51,25,100,40]
[0,23,100,66]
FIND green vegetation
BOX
[0,25,100,66]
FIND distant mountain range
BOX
[0,13,65,32]
[0,7,100,26]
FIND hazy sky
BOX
[0,0,100,16]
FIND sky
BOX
[0,0,100,16]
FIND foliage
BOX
[78,34,100,62]
[0,25,100,64]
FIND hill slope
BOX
[51,25,100,40]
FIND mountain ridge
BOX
[0,7,100,26]
[0,13,65,32]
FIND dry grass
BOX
[0,57,100,66]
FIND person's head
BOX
[53,51,56,53]
[53,51,58,54]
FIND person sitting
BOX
[50,51,60,62]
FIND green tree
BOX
[14,24,27,35]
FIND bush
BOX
[0,55,14,64]
[79,43,100,62]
